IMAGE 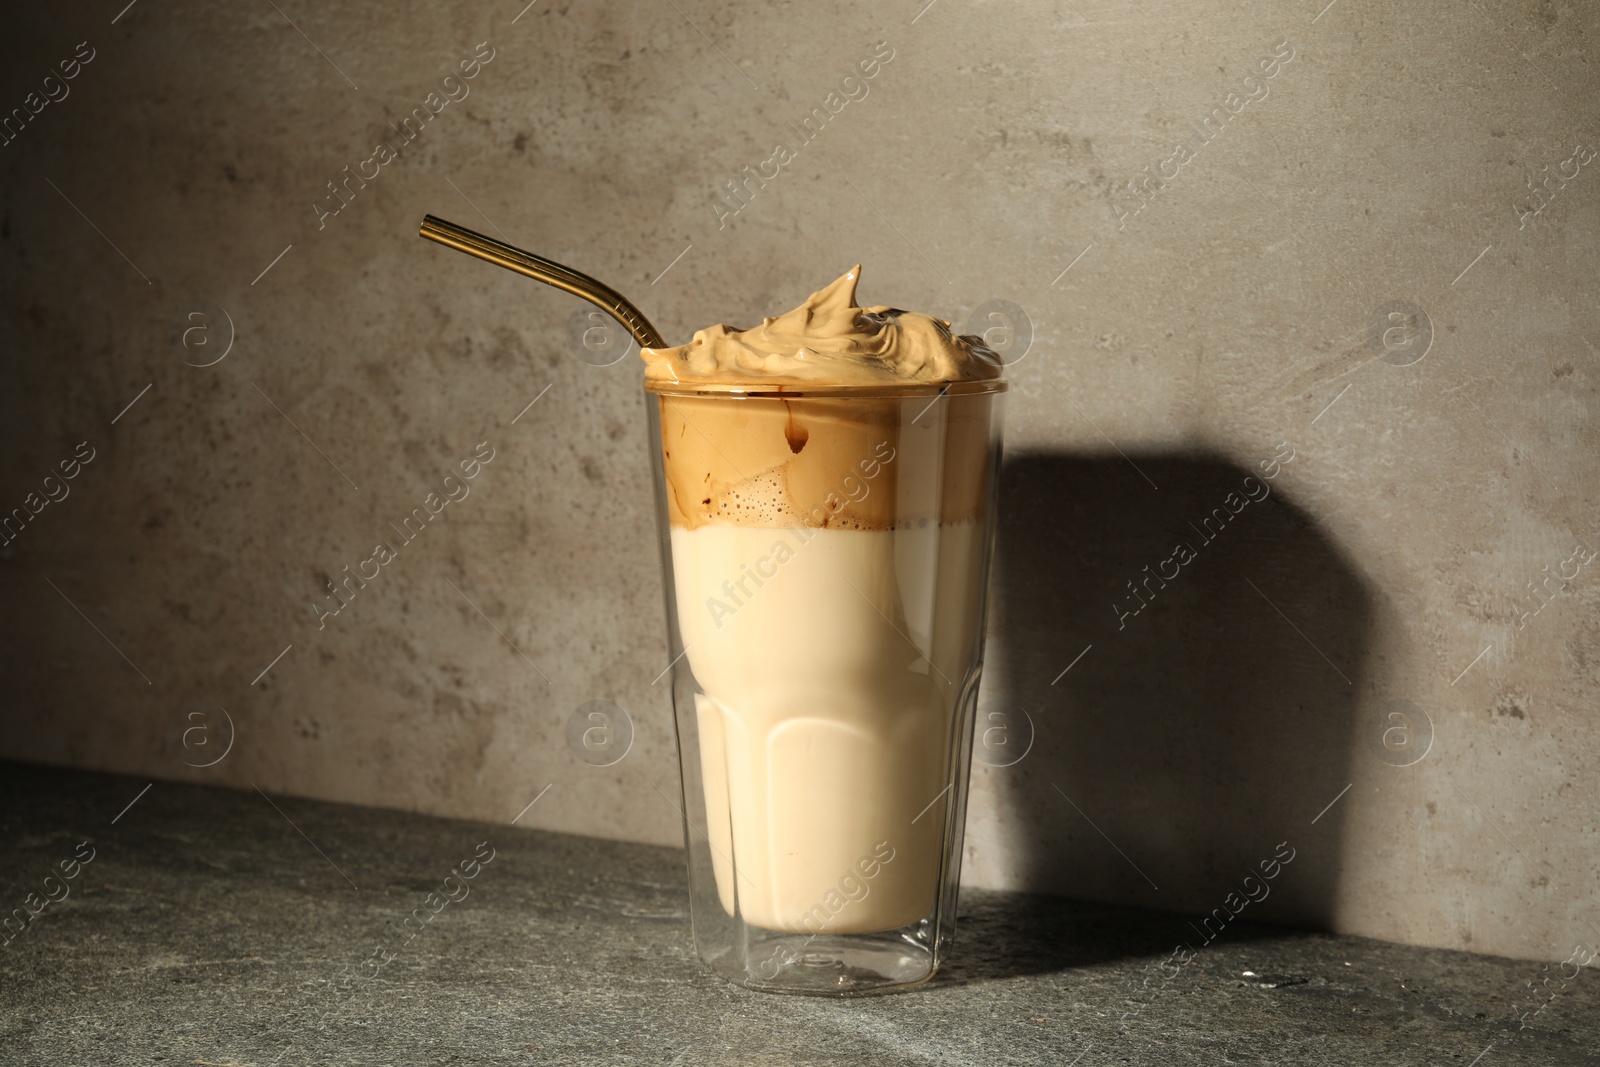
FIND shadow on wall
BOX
[977,448,1370,963]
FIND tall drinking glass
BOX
[645,378,1005,994]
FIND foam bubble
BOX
[717,469,792,528]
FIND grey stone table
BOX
[2,762,1595,1066]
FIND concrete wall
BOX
[1,0,1595,963]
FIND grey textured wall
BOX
[2,0,1596,963]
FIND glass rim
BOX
[641,378,1008,400]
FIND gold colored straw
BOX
[418,214,666,350]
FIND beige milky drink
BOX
[643,269,1003,944]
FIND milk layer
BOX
[670,520,983,934]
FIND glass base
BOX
[710,932,939,996]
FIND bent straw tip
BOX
[415,213,666,351]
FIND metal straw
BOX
[418,214,666,350]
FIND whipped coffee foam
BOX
[641,267,1003,387]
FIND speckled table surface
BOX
[1,761,1595,1067]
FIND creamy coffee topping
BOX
[641,267,1002,387]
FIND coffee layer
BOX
[656,393,994,531]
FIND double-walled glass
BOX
[644,378,1005,995]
